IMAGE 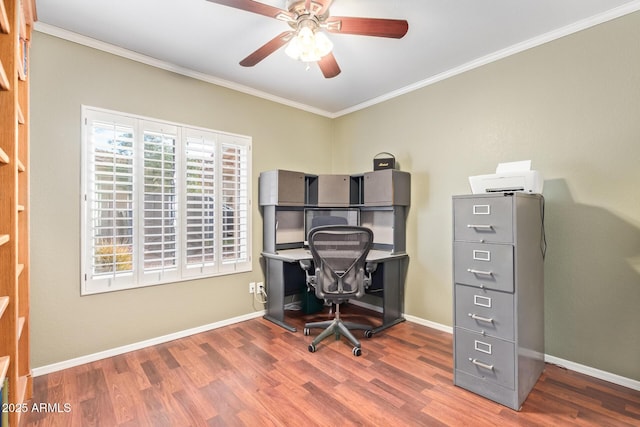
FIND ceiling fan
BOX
[206,0,409,78]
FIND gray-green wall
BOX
[30,32,333,367]
[333,12,640,381]
[31,11,639,382]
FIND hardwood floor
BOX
[20,305,640,426]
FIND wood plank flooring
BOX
[20,305,640,426]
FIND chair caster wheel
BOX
[364,330,373,338]
[352,347,362,357]
[308,344,316,353]
[303,328,310,336]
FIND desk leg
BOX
[263,257,297,332]
[371,256,408,334]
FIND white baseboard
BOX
[351,302,639,392]
[32,310,265,377]
[32,308,639,392]
[402,315,640,392]
[544,354,640,391]
[404,313,454,334]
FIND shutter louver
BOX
[143,129,178,274]
[185,132,216,270]
[90,121,135,279]
[221,141,249,264]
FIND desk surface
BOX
[262,248,408,262]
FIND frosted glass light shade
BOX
[285,27,333,62]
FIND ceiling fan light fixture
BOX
[207,0,408,79]
[285,26,333,63]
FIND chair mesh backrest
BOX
[310,215,348,229]
[308,226,373,301]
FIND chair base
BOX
[304,317,372,356]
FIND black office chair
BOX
[310,215,348,229]
[300,225,374,356]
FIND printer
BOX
[469,160,543,194]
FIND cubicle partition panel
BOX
[259,169,411,332]
[393,206,409,253]
[360,205,409,253]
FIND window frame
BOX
[80,106,252,295]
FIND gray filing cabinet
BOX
[453,193,545,410]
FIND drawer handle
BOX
[468,313,494,323]
[469,358,494,371]
[467,224,493,229]
[467,268,493,276]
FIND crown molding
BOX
[35,1,640,119]
[333,1,640,117]
[33,22,335,118]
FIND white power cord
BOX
[254,285,267,304]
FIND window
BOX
[81,106,251,295]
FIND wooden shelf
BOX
[17,49,25,81]
[0,59,9,90]
[0,1,9,34]
[18,316,25,339]
[0,147,8,164]
[1,0,35,420]
[0,296,8,318]
[19,3,26,39]
[17,374,27,407]
[0,356,9,385]
[23,1,36,26]
[18,103,24,124]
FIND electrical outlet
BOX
[249,282,256,293]
[257,282,264,294]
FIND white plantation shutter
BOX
[220,137,249,268]
[140,124,179,284]
[81,107,251,295]
[184,129,217,276]
[85,114,136,291]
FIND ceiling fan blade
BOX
[206,0,293,20]
[318,52,341,78]
[314,0,333,16]
[325,16,409,38]
[240,31,294,67]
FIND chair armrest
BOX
[299,259,312,271]
[364,261,378,289]
[299,259,316,289]
[365,262,378,274]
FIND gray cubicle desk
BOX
[259,169,411,333]
[261,248,409,333]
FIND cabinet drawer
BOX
[453,242,514,292]
[455,328,515,389]
[455,284,514,340]
[454,196,513,243]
